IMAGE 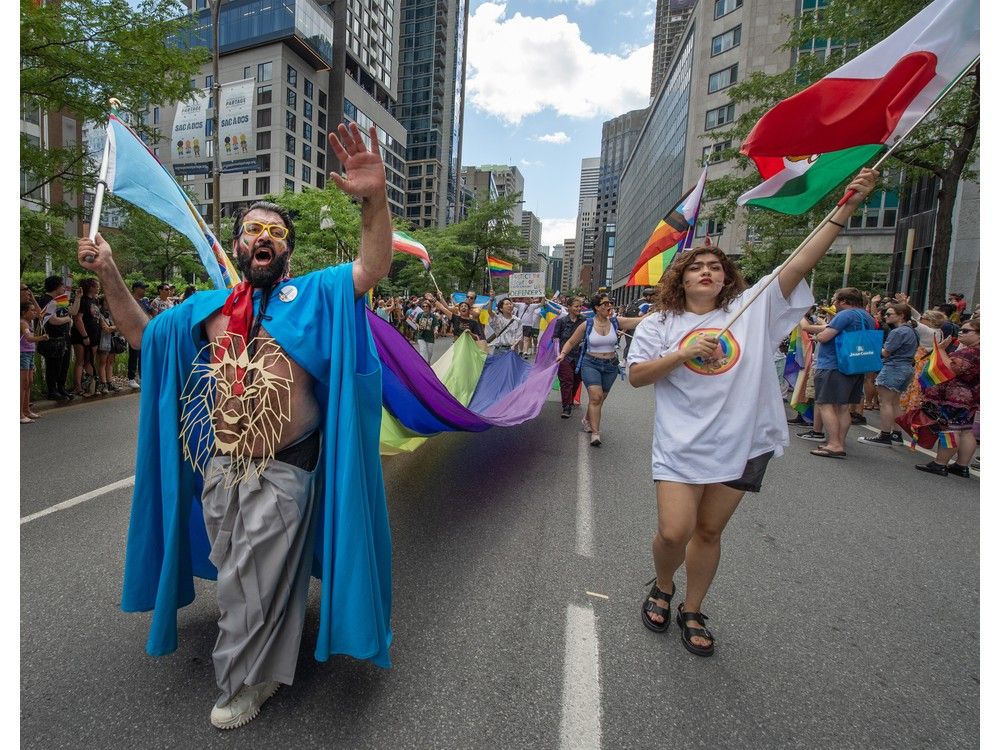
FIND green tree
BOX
[109,198,205,283]
[20,0,207,268]
[706,0,978,302]
[451,193,529,292]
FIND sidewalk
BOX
[33,376,139,414]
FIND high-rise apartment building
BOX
[520,210,542,269]
[649,0,696,98]
[463,164,524,226]
[574,157,600,292]
[545,246,564,294]
[560,239,576,293]
[395,0,471,228]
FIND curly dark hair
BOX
[654,247,747,314]
[232,200,296,254]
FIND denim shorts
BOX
[875,362,914,393]
[20,352,35,371]
[580,354,619,393]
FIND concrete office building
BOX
[520,210,543,269]
[574,157,600,292]
[546,246,564,294]
[594,108,647,290]
[649,0,697,98]
[463,164,524,226]
[395,0,471,228]
[561,238,576,293]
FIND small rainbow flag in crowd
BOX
[392,231,431,270]
[917,338,955,390]
[53,293,70,308]
[487,255,514,276]
[937,431,959,449]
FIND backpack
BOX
[575,316,619,373]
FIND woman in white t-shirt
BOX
[626,168,877,657]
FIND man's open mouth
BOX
[252,246,274,264]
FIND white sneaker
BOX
[210,681,280,730]
[128,379,140,389]
[581,417,592,433]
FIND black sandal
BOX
[676,604,715,657]
[641,578,674,633]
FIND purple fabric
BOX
[468,351,532,413]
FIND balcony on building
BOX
[176,0,334,71]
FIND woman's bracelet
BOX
[828,219,846,228]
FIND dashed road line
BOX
[559,602,601,750]
[20,476,135,525]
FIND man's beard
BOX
[236,241,288,288]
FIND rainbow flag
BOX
[917,338,955,390]
[627,167,707,286]
[392,231,431,270]
[937,431,959,449]
[487,256,514,276]
[53,293,70,308]
[102,112,239,289]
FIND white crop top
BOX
[587,324,618,354]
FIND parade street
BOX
[20,363,979,749]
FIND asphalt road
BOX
[20,358,979,749]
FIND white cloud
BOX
[520,158,545,167]
[541,217,578,249]
[535,131,571,144]
[467,3,652,125]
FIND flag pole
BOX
[715,55,979,338]
[83,98,119,261]
[428,270,443,297]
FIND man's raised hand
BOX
[328,123,387,203]
[78,233,114,276]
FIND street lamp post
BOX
[211,0,222,239]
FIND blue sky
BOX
[461,1,657,247]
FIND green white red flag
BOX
[392,230,431,270]
[738,0,979,215]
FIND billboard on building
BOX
[219,79,256,174]
[171,89,210,176]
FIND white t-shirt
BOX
[627,275,813,484]
[520,302,542,327]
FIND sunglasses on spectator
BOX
[959,327,976,333]
[241,221,289,240]
[597,301,612,307]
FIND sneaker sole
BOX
[796,435,826,442]
[857,437,893,446]
[211,683,279,730]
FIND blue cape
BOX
[120,263,392,667]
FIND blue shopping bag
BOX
[834,310,883,375]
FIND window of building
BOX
[408,165,422,176]
[426,164,434,175]
[257,85,272,105]
[257,108,271,128]
[317,130,325,147]
[303,101,313,121]
[705,103,735,129]
[302,143,312,162]
[305,79,314,99]
[287,89,296,109]
[318,111,327,130]
[205,119,214,136]
[714,0,742,19]
[285,156,295,176]
[153,107,160,124]
[316,152,325,171]
[205,74,214,89]
[285,178,295,192]
[316,173,325,189]
[701,140,732,164]
[318,90,327,109]
[256,176,270,194]
[205,182,213,200]
[243,65,252,80]
[695,218,725,238]
[257,61,272,82]
[242,178,249,197]
[708,64,738,93]
[302,165,311,183]
[285,133,295,153]
[286,110,296,131]
[303,123,313,142]
[711,25,741,56]
[256,131,271,150]
[287,65,297,87]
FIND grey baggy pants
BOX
[202,456,318,701]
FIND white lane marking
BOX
[586,591,609,600]
[860,425,980,476]
[20,476,135,525]
[576,433,594,557]
[560,603,601,750]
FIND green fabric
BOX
[379,332,486,454]
[746,144,881,215]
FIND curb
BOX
[33,385,139,414]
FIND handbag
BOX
[834,309,883,374]
[896,403,946,449]
[36,336,66,358]
[111,333,128,354]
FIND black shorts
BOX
[814,367,865,405]
[654,450,775,494]
[525,326,539,338]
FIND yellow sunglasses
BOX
[241,221,289,240]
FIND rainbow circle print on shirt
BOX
[679,328,741,376]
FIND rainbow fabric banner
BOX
[786,325,815,418]
[487,256,514,276]
[103,112,239,290]
[937,431,959,449]
[917,338,956,390]
[392,231,431,270]
[369,311,560,454]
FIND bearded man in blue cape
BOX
[78,123,393,730]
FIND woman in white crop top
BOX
[556,293,647,447]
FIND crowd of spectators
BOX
[19,276,191,422]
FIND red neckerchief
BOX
[215,276,290,395]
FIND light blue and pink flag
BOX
[103,112,239,290]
